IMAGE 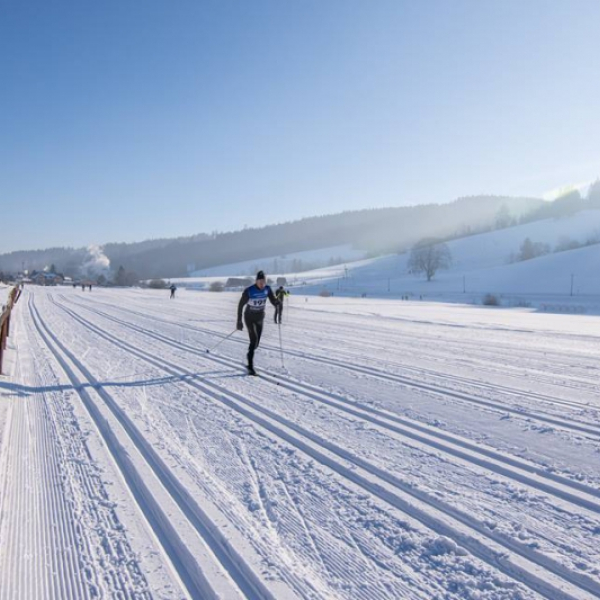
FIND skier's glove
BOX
[237,321,243,331]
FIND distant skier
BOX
[274,286,289,324]
[170,284,177,299]
[237,271,279,375]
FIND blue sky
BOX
[1,0,599,253]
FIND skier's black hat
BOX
[256,270,266,281]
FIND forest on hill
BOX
[3,193,584,281]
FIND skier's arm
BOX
[237,289,249,326]
[267,287,279,307]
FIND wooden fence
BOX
[0,286,22,375]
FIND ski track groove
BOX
[234,304,600,401]
[37,296,418,597]
[64,294,600,505]
[139,394,316,599]
[245,346,600,439]
[285,318,600,392]
[274,469,333,580]
[49,293,600,600]
[284,309,600,381]
[0,371,90,600]
[230,437,336,598]
[16,296,162,600]
[28,294,281,600]
[74,292,600,401]
[7,295,422,600]
[67,294,600,438]
[277,325,600,414]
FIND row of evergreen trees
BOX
[4,185,598,280]
[521,179,600,223]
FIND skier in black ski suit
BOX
[237,271,279,375]
[274,286,289,324]
[170,284,177,299]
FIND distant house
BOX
[225,277,253,289]
[33,273,63,286]
[276,277,287,286]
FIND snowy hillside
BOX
[284,210,600,310]
[174,210,600,312]
[1,286,600,599]
[188,244,366,278]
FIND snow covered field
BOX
[172,211,600,316]
[1,286,600,599]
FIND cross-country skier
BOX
[170,284,177,299]
[237,271,279,375]
[274,285,289,324]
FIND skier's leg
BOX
[245,314,258,368]
[254,320,264,348]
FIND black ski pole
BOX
[277,321,285,369]
[206,328,238,353]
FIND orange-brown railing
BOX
[0,286,21,374]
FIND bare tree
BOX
[408,239,452,281]
[517,237,550,261]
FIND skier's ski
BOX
[244,366,283,384]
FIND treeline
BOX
[107,195,542,279]
[1,195,543,279]
[103,232,211,265]
[521,179,600,223]
[0,247,90,278]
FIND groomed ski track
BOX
[1,286,599,599]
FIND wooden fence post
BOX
[0,286,20,374]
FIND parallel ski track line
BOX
[51,295,600,600]
[71,296,600,412]
[159,297,600,392]
[287,308,600,372]
[57,296,600,506]
[161,300,600,411]
[266,318,600,405]
[29,295,279,600]
[65,294,600,440]
[238,306,600,396]
[268,304,599,359]
[69,293,600,417]
[0,305,98,600]
[258,320,600,413]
